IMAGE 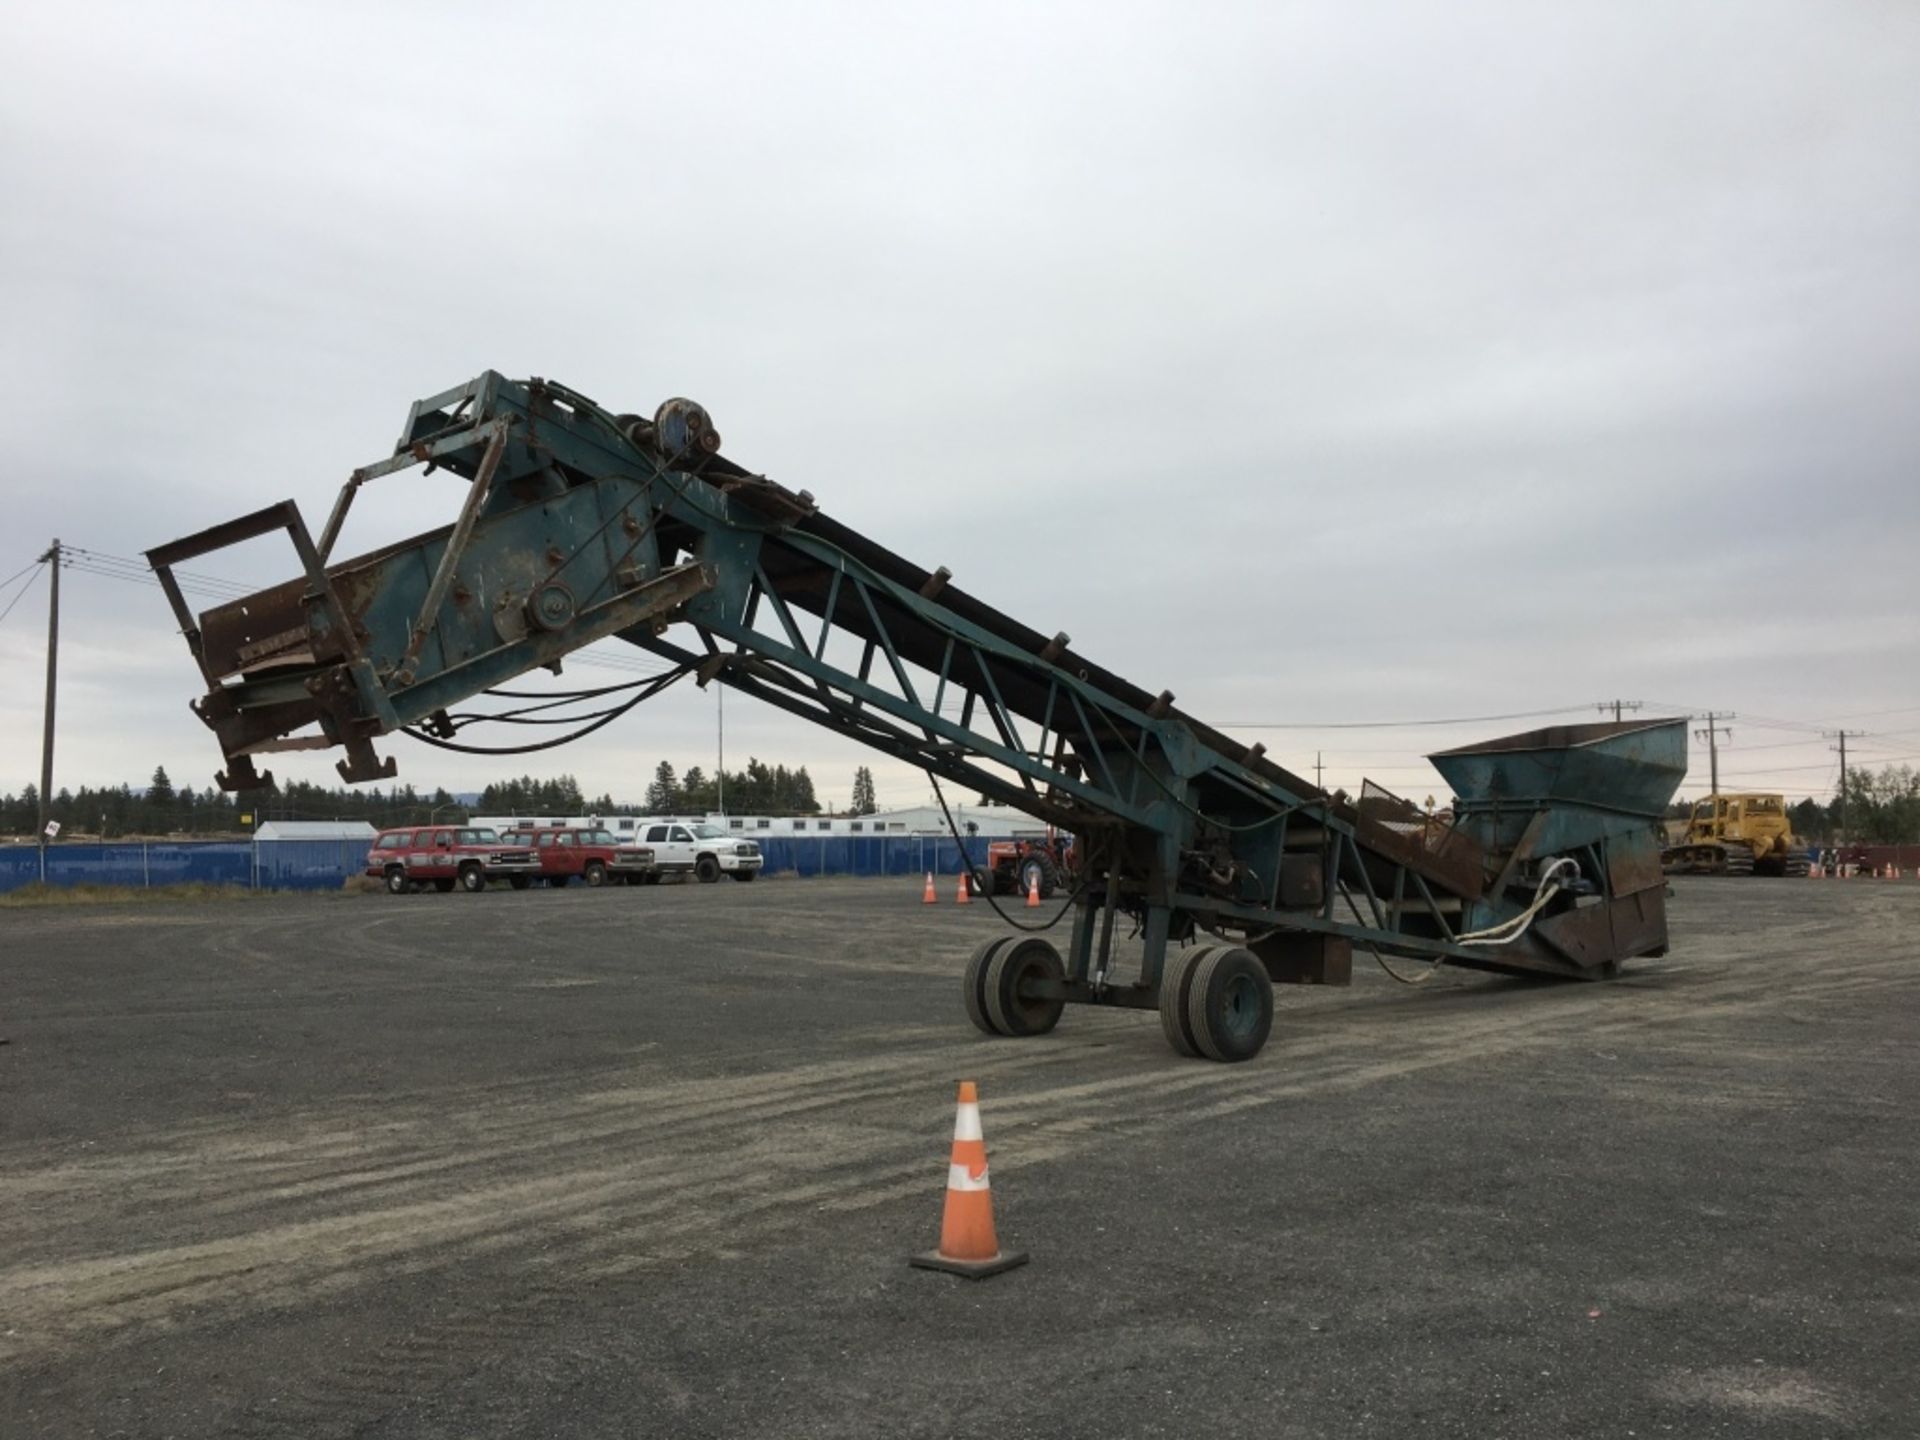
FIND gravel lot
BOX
[1,874,1915,1438]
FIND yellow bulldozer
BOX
[1661,793,1810,877]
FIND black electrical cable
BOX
[451,681,654,725]
[926,774,1091,934]
[481,679,654,701]
[400,666,691,755]
[445,703,644,729]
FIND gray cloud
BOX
[2,0,1915,810]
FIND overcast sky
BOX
[2,0,1916,816]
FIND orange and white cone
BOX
[923,871,938,904]
[1025,872,1042,908]
[910,1081,1028,1278]
[955,871,972,905]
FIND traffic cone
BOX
[955,871,971,905]
[923,871,937,904]
[1025,871,1041,907]
[909,1081,1028,1278]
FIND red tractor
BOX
[978,829,1077,899]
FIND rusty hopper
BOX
[1425,719,1688,974]
[1430,718,1688,854]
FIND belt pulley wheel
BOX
[525,581,575,633]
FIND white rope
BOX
[1455,856,1579,946]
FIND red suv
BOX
[503,826,657,887]
[366,825,541,894]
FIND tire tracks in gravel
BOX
[4,924,1909,1376]
[4,883,1913,1440]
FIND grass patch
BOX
[0,882,269,908]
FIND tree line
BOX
[640,759,825,816]
[1,756,865,838]
[11,762,1914,843]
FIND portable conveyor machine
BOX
[147,372,1688,1062]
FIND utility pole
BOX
[716,685,726,817]
[1598,699,1642,724]
[1314,751,1324,793]
[37,540,61,868]
[1827,729,1861,842]
[1693,711,1733,798]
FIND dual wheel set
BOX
[961,934,1277,1062]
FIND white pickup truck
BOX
[638,820,764,883]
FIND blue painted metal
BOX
[1432,719,1689,854]
[0,836,1001,895]
[144,371,1691,1045]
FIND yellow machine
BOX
[1661,793,1809,877]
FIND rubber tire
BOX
[984,938,1067,1037]
[432,878,455,893]
[1159,944,1220,1057]
[963,936,1018,1036]
[584,861,606,888]
[695,856,721,884]
[385,867,410,896]
[1019,854,1059,900]
[458,864,485,893]
[509,876,531,890]
[732,870,756,882]
[1186,946,1273,1063]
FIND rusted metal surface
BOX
[1251,931,1352,986]
[199,581,314,678]
[1606,828,1666,898]
[1534,888,1668,970]
[1351,780,1487,900]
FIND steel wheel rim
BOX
[1221,972,1261,1043]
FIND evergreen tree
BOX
[680,766,712,812]
[792,766,819,814]
[147,767,176,831]
[645,761,679,813]
[851,766,877,815]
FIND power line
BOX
[1710,752,1917,777]
[63,545,252,596]
[1820,704,1920,722]
[0,559,45,592]
[59,560,242,604]
[0,562,45,627]
[1217,703,1597,731]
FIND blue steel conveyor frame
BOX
[147,372,1688,1062]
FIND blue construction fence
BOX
[0,835,1000,895]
